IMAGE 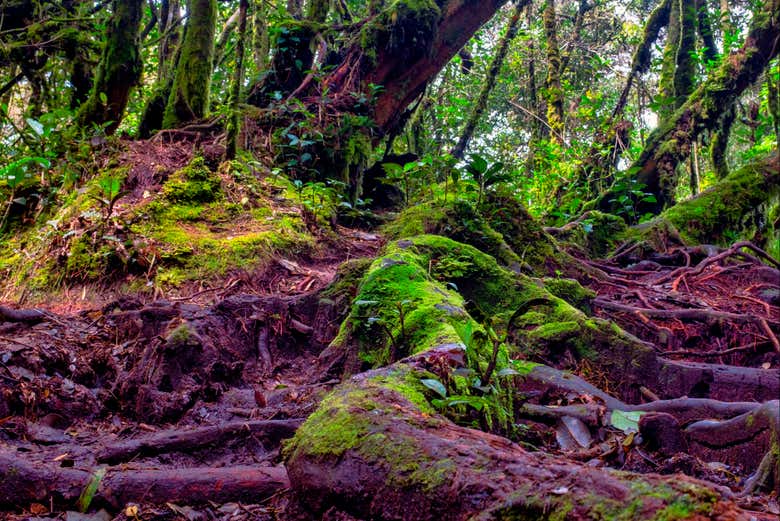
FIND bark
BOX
[321,0,511,134]
[97,418,302,464]
[543,0,565,143]
[710,104,736,178]
[672,0,697,108]
[252,0,270,72]
[157,0,182,82]
[451,0,527,160]
[162,0,218,128]
[0,305,45,324]
[225,0,250,160]
[0,451,288,510]
[76,0,144,134]
[609,0,780,214]
[658,0,681,117]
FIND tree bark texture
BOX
[76,0,144,134]
[163,0,218,128]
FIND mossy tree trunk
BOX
[162,0,218,129]
[314,0,510,134]
[543,0,565,144]
[137,0,184,138]
[252,0,270,72]
[451,0,527,160]
[609,0,780,214]
[76,0,144,134]
[225,0,250,160]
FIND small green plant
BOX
[464,153,509,207]
[0,156,51,232]
[607,177,657,224]
[91,176,126,221]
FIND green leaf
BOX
[610,410,644,433]
[77,467,106,512]
[420,378,447,398]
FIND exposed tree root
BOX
[0,306,45,324]
[285,353,752,520]
[0,450,288,510]
[97,418,303,464]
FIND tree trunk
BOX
[451,1,527,160]
[76,0,144,134]
[543,0,565,143]
[321,0,510,135]
[225,0,249,160]
[286,362,751,520]
[246,0,329,106]
[162,0,218,128]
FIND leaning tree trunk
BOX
[317,0,510,135]
[605,0,780,215]
[76,0,143,134]
[162,0,218,129]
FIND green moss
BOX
[161,157,222,204]
[285,372,457,493]
[657,155,780,247]
[285,386,374,459]
[542,277,595,311]
[359,0,441,62]
[384,200,521,270]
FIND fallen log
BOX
[97,418,303,464]
[0,449,288,510]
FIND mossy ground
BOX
[0,155,323,302]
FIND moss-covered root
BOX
[659,154,780,250]
[383,197,597,279]
[323,235,659,402]
[284,360,748,521]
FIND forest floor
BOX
[0,140,778,520]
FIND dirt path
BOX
[0,227,382,520]
[0,232,778,520]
